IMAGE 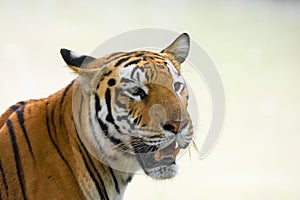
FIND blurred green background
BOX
[1,0,300,199]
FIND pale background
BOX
[1,0,300,199]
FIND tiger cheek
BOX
[127,99,151,127]
[128,100,143,118]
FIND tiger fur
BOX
[0,33,193,200]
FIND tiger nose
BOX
[162,120,189,134]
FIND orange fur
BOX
[0,33,192,199]
[0,84,128,199]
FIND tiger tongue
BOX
[154,142,180,161]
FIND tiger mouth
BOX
[154,141,181,161]
[135,141,181,170]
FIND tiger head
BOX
[61,33,193,180]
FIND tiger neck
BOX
[49,81,133,200]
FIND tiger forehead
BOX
[95,51,179,88]
[83,51,167,71]
[114,52,174,73]
[110,51,167,67]
[103,51,174,75]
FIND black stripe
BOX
[135,53,144,57]
[133,117,139,125]
[94,93,102,113]
[59,81,74,140]
[116,115,135,130]
[144,70,150,80]
[120,77,135,84]
[6,120,27,200]
[103,70,112,77]
[18,101,25,106]
[78,94,84,128]
[133,115,142,125]
[123,59,141,68]
[125,175,133,184]
[94,92,110,141]
[104,90,114,126]
[60,80,74,106]
[115,57,130,67]
[10,105,20,112]
[10,101,26,111]
[77,140,110,200]
[104,89,120,132]
[105,115,114,124]
[45,102,77,181]
[77,145,105,199]
[108,167,120,194]
[0,160,8,198]
[147,54,165,60]
[95,91,122,145]
[51,105,58,141]
[97,117,108,133]
[97,118,122,145]
[88,97,104,147]
[114,88,126,109]
[106,52,123,59]
[130,66,144,80]
[104,89,113,122]
[111,52,134,61]
[15,106,35,161]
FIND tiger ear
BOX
[60,48,96,72]
[161,33,190,64]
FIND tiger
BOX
[0,33,193,200]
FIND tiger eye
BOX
[174,82,182,91]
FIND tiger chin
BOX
[0,33,193,199]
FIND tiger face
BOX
[62,33,193,180]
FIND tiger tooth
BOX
[173,146,181,157]
[154,150,162,160]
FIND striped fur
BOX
[0,33,193,199]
